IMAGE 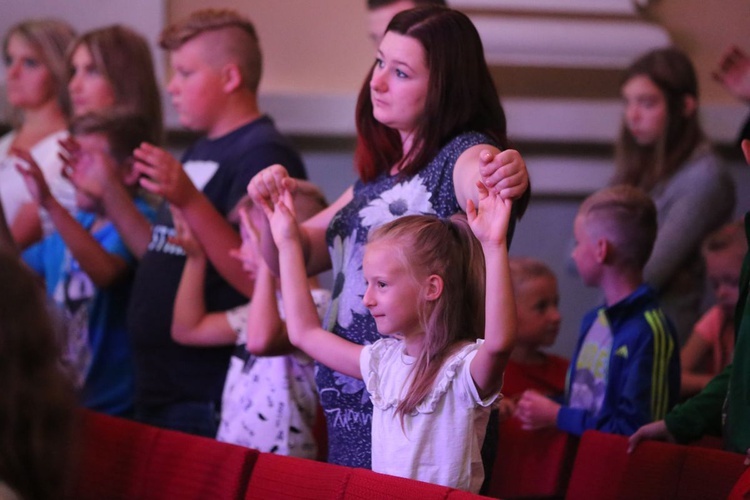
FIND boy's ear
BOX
[742,139,750,165]
[595,237,609,264]
[424,274,444,301]
[221,63,243,93]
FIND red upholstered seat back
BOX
[245,453,351,499]
[346,468,475,498]
[486,418,577,498]
[565,431,629,500]
[70,410,258,500]
[729,465,750,500]
[566,430,747,500]
[70,410,160,499]
[677,446,746,500]
[616,438,685,500]
[142,426,259,500]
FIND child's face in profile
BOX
[166,34,224,135]
[515,275,561,348]
[706,250,743,317]
[362,242,423,340]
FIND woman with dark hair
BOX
[249,6,528,469]
[0,249,77,499]
[1,19,77,248]
[613,47,736,344]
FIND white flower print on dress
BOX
[334,371,370,405]
[327,230,367,330]
[359,176,435,230]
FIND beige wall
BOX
[167,0,374,94]
[648,0,750,103]
[168,0,750,104]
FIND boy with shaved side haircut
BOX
[104,9,308,436]
[516,185,680,437]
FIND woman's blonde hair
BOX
[69,25,163,144]
[3,18,76,126]
[367,214,485,423]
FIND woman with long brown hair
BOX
[613,47,736,344]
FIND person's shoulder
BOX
[677,143,729,181]
[444,131,495,151]
[226,116,304,170]
[616,289,676,342]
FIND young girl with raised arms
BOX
[264,180,516,493]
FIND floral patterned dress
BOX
[319,132,495,468]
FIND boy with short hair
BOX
[0,112,156,417]
[517,185,680,436]
[81,9,307,435]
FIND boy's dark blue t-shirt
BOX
[127,115,307,410]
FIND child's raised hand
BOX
[266,188,300,248]
[12,148,53,208]
[713,45,750,103]
[246,164,298,215]
[229,206,261,278]
[478,149,528,200]
[169,205,204,258]
[63,144,118,202]
[466,180,512,248]
[135,143,199,207]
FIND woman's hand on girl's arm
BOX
[479,149,529,200]
[453,145,529,214]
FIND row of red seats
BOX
[567,430,749,500]
[69,410,750,499]
[488,418,750,499]
[69,410,487,500]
